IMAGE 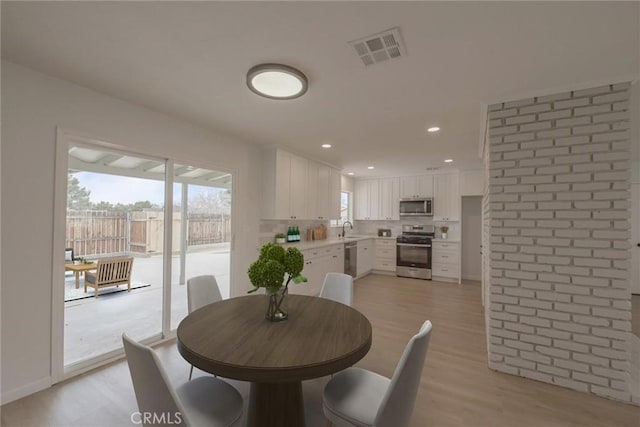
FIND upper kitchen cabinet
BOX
[433,174,460,221]
[354,179,380,220]
[307,162,333,220]
[399,175,434,199]
[460,170,485,196]
[379,177,400,220]
[262,148,340,220]
[328,168,341,219]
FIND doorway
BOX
[64,146,166,366]
[55,133,234,379]
[462,196,482,282]
[170,164,232,330]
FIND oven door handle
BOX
[397,243,432,247]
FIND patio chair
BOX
[84,257,134,298]
[65,247,75,263]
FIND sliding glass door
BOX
[64,145,166,366]
[170,164,232,330]
[60,140,234,371]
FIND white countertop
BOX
[275,235,394,251]
[432,238,460,243]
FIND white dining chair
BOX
[187,275,223,313]
[322,320,433,427]
[187,275,223,379]
[319,272,354,306]
[122,333,243,427]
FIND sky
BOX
[74,172,228,206]
[76,172,166,204]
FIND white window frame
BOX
[330,191,353,227]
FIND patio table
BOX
[65,262,97,289]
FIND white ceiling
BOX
[2,2,638,177]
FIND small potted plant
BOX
[440,226,449,240]
[248,243,307,321]
[274,233,286,244]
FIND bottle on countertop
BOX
[295,226,300,242]
[287,226,293,242]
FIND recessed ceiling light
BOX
[427,126,440,133]
[247,64,308,100]
[444,159,453,163]
[367,166,375,170]
[347,172,355,176]
[321,144,332,148]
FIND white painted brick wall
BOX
[487,83,635,404]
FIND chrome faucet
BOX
[341,221,353,238]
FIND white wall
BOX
[461,196,482,281]
[0,61,263,402]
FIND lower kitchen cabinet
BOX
[356,239,374,277]
[432,241,461,283]
[374,238,396,272]
[293,244,345,296]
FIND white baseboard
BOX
[1,376,52,405]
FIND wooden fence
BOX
[66,210,231,257]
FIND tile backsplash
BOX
[259,218,461,244]
[259,219,332,245]
[353,219,460,240]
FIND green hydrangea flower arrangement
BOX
[247,243,307,294]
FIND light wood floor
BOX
[2,274,639,426]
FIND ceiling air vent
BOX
[349,27,406,67]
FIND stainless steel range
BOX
[396,224,435,280]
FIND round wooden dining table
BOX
[177,294,372,427]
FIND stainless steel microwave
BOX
[399,198,433,217]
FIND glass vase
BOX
[265,287,288,322]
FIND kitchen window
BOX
[330,191,352,226]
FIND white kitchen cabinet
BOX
[356,239,374,276]
[432,241,461,283]
[306,161,319,218]
[354,179,380,220]
[433,174,460,221]
[262,149,308,219]
[296,244,344,296]
[379,177,400,220]
[374,238,396,272]
[262,148,341,220]
[307,163,332,220]
[400,175,433,199]
[331,243,345,273]
[460,170,485,196]
[289,154,308,219]
[329,168,341,219]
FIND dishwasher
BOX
[344,241,357,277]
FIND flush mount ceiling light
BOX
[347,172,355,176]
[444,159,453,163]
[247,64,308,100]
[367,166,375,170]
[321,143,332,148]
[427,126,440,133]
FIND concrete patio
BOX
[64,243,230,365]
